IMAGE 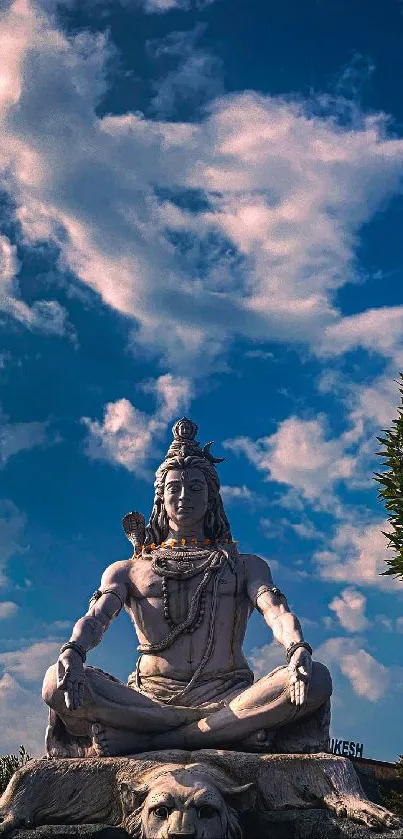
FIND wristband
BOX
[59,641,87,662]
[286,641,312,664]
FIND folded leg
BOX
[42,663,205,756]
[148,661,332,751]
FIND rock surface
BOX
[9,813,403,839]
[1,751,402,838]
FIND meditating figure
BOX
[42,417,332,757]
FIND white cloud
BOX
[140,0,216,11]
[0,673,47,756]
[0,406,49,467]
[396,617,403,633]
[375,614,393,632]
[224,415,356,501]
[0,233,72,337]
[319,307,403,362]
[328,587,369,632]
[248,640,284,680]
[0,640,60,682]
[0,601,18,619]
[0,499,26,587]
[82,374,192,475]
[1,0,403,373]
[244,349,275,360]
[317,637,389,702]
[314,520,398,592]
[220,484,256,503]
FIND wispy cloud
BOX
[0,234,73,337]
[314,520,397,592]
[248,640,284,679]
[0,500,27,588]
[317,637,390,702]
[220,484,257,504]
[328,587,369,632]
[82,373,192,475]
[224,415,356,502]
[0,672,47,756]
[0,407,50,468]
[0,640,60,682]
[148,25,223,116]
[2,0,403,376]
[0,601,19,620]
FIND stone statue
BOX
[2,418,402,837]
[41,417,333,758]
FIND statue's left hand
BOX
[56,650,85,711]
[287,647,312,707]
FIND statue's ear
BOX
[119,782,147,815]
[222,782,256,813]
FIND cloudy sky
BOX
[1,0,403,760]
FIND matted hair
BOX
[144,453,232,547]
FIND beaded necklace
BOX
[152,549,214,632]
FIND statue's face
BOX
[163,467,208,532]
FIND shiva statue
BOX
[42,418,332,758]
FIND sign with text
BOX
[330,738,364,759]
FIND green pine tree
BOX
[374,373,403,580]
[0,746,31,796]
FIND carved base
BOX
[7,812,403,839]
[1,751,402,838]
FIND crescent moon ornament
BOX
[202,441,225,464]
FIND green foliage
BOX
[374,373,403,580]
[0,746,31,796]
[378,755,403,816]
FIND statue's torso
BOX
[125,549,253,684]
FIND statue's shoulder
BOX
[100,558,133,585]
[236,552,274,582]
[237,551,268,565]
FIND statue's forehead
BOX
[146,775,223,807]
[165,467,206,484]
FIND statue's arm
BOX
[69,560,130,653]
[244,554,305,652]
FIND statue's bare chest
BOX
[128,554,241,603]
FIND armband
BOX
[254,584,285,607]
[88,588,125,615]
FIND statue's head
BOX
[144,418,232,547]
[120,764,255,839]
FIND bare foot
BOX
[328,794,403,831]
[91,723,151,757]
[45,722,94,758]
[240,729,276,752]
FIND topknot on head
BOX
[166,417,225,465]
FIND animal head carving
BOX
[120,764,256,839]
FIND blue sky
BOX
[1,0,403,760]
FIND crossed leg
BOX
[146,661,332,752]
[42,661,332,757]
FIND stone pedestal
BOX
[1,750,402,838]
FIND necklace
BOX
[152,546,214,571]
[139,549,225,643]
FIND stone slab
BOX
[9,813,403,839]
[2,751,402,837]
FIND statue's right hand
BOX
[57,650,85,711]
